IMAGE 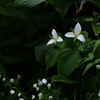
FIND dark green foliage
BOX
[0,0,100,100]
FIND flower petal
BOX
[52,29,58,39]
[65,32,75,37]
[77,34,85,42]
[57,36,63,42]
[74,23,81,34]
[47,39,56,45]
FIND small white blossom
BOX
[47,29,63,45]
[32,95,35,99]
[10,90,15,95]
[19,98,24,100]
[36,87,39,91]
[38,79,42,86]
[42,78,47,85]
[10,78,14,83]
[38,93,43,99]
[96,64,100,69]
[33,84,37,88]
[18,93,21,97]
[0,74,1,78]
[17,74,21,79]
[2,77,6,81]
[65,23,85,42]
[47,83,51,89]
[98,90,100,97]
[48,96,53,100]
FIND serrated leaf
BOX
[82,63,94,76]
[52,75,77,84]
[45,48,58,71]
[57,49,81,76]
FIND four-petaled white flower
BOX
[47,29,63,45]
[65,23,85,42]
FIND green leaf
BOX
[48,0,73,18]
[89,0,100,10]
[45,48,58,71]
[81,31,88,39]
[92,40,100,53]
[82,63,94,76]
[0,6,26,20]
[57,49,81,76]
[94,59,100,64]
[13,0,46,7]
[52,75,77,84]
[35,40,49,65]
[88,53,94,60]
[83,17,94,22]
[92,22,100,36]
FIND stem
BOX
[12,87,28,100]
[74,89,76,100]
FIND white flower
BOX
[36,87,39,91]
[38,79,42,86]
[2,77,6,81]
[98,90,100,97]
[47,83,51,89]
[48,96,53,100]
[42,78,47,85]
[47,29,63,45]
[0,74,1,78]
[32,95,35,99]
[33,84,37,88]
[10,90,15,95]
[65,23,85,42]
[10,78,14,83]
[19,98,24,100]
[96,64,100,69]
[17,74,21,78]
[38,93,43,99]
[18,93,21,97]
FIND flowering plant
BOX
[45,13,100,99]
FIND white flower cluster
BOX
[1,74,53,100]
[10,90,24,100]
[32,78,53,100]
[0,73,21,100]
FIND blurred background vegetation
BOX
[0,0,100,93]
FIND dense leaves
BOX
[0,0,100,100]
[57,49,81,76]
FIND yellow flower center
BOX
[74,33,79,37]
